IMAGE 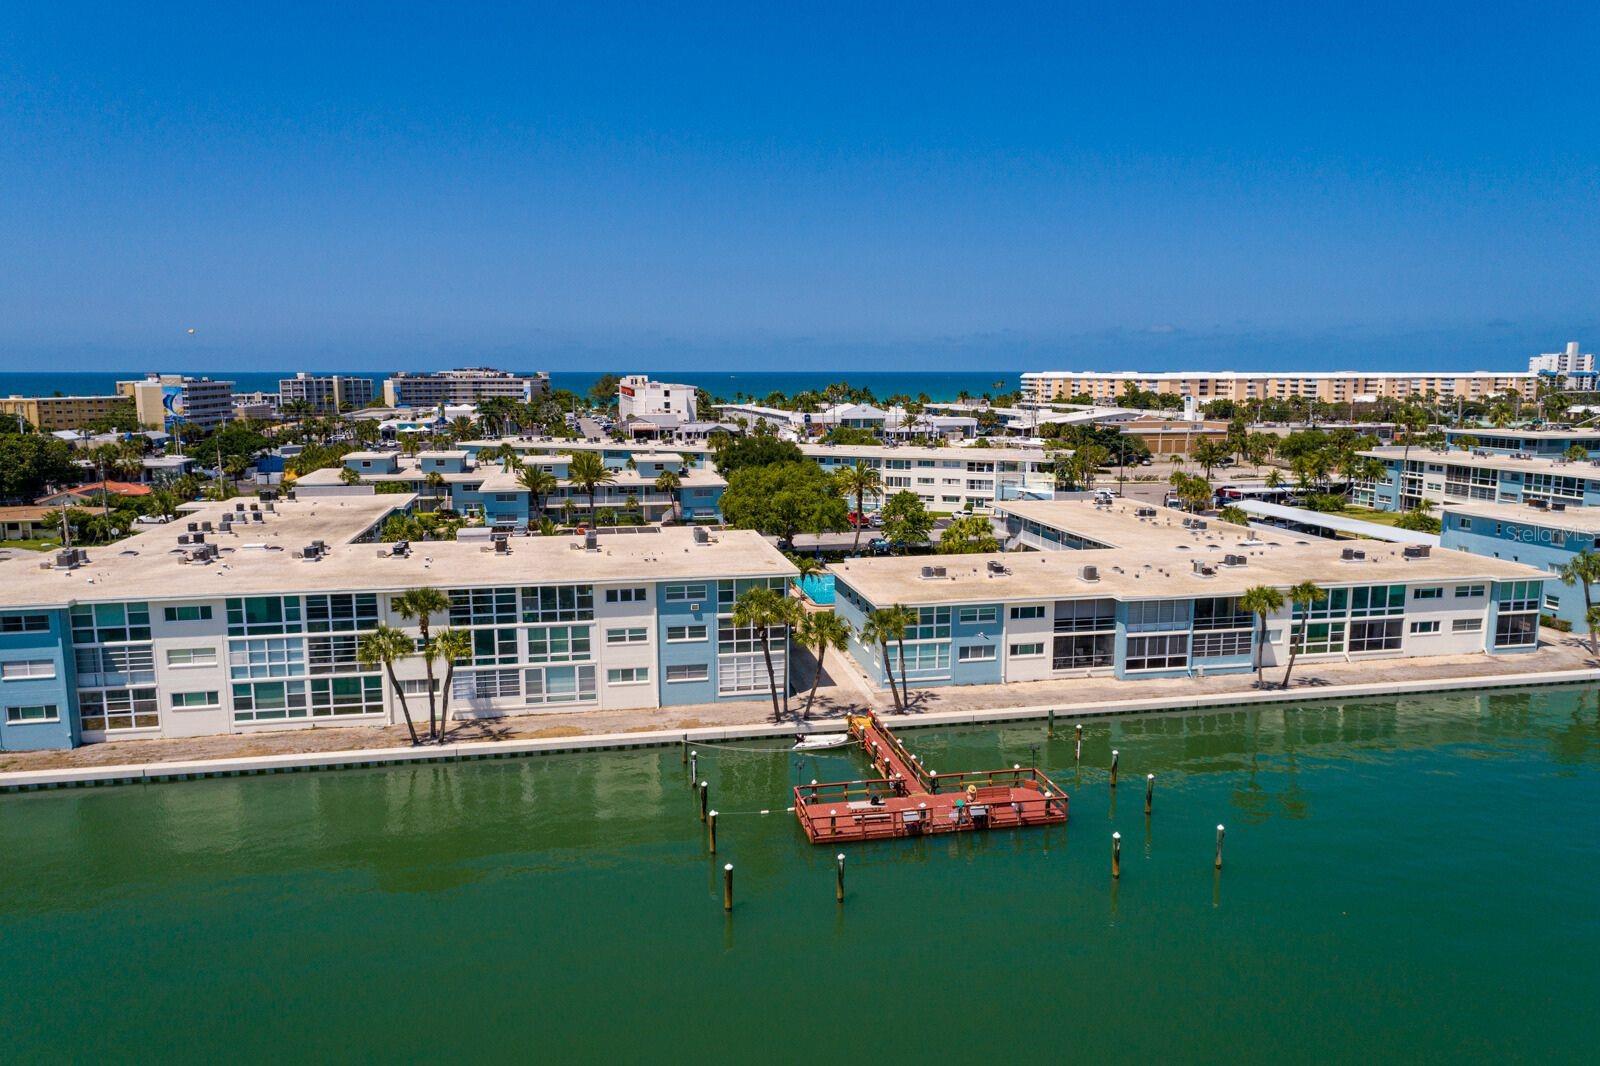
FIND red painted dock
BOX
[793,713,1068,844]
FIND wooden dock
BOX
[792,713,1068,844]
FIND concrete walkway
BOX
[1,634,1593,792]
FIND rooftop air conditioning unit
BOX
[54,548,83,569]
[1551,502,1568,512]
[692,527,710,544]
[186,522,199,532]
[1192,520,1208,530]
[391,540,411,557]
[1352,549,1366,560]
[302,543,323,560]
[585,530,599,551]
[1224,554,1247,566]
[1341,547,1356,560]
[495,538,511,555]
[931,565,948,578]
[1079,565,1100,581]
[1402,545,1431,559]
[920,565,935,579]
[200,521,213,532]
[986,560,1008,576]
[177,534,192,545]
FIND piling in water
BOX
[1112,831,1122,878]
[689,751,698,785]
[723,863,734,911]
[1075,724,1082,762]
[699,781,709,823]
[1048,709,1055,737]
[708,810,718,853]
[1145,773,1155,816]
[1110,749,1119,788]
[1215,824,1226,870]
[835,853,846,903]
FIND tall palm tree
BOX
[1239,585,1285,689]
[425,628,473,743]
[1280,581,1326,689]
[357,624,423,745]
[883,604,919,707]
[731,587,800,723]
[392,587,450,737]
[834,461,883,553]
[796,611,853,719]
[517,465,558,521]
[566,450,616,521]
[653,468,682,522]
[1559,550,1600,655]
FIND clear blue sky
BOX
[2,2,1597,372]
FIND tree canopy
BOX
[720,461,847,542]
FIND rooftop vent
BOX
[54,547,86,569]
[1223,554,1247,566]
[1136,506,1157,518]
[1079,564,1100,582]
[1402,545,1431,559]
[1191,519,1208,530]
[200,521,213,532]
[986,560,1009,576]
[391,540,411,557]
[495,538,511,555]
[186,521,199,532]
[1528,498,1549,509]
[177,534,192,545]
[301,543,324,561]
[692,526,710,544]
[1551,502,1568,512]
[584,530,599,551]
[1191,559,1216,577]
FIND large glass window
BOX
[908,608,951,641]
[524,664,596,705]
[1350,585,1405,618]
[526,625,592,663]
[1054,599,1116,632]
[521,585,594,623]
[1125,634,1188,671]
[306,635,362,674]
[71,602,152,644]
[79,687,159,731]
[74,645,156,686]
[1192,630,1253,658]
[450,587,518,626]
[1053,633,1114,670]
[470,628,520,665]
[453,668,522,700]
[1297,621,1347,655]
[304,593,379,633]
[1348,619,1403,653]
[1126,601,1189,633]
[309,676,383,716]
[229,638,307,679]
[226,597,302,636]
[1494,613,1537,648]
[1496,581,1542,613]
[0,614,50,634]
[1193,597,1252,631]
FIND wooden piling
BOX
[1048,709,1055,737]
[722,863,734,911]
[1110,749,1119,788]
[699,781,709,823]
[1144,773,1155,816]
[1215,824,1226,870]
[681,736,688,764]
[708,810,718,853]
[689,750,698,784]
[1112,831,1122,878]
[835,853,846,903]
[1075,724,1082,762]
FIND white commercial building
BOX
[618,376,698,425]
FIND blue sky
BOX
[2,2,1597,371]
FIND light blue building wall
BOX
[656,585,719,706]
[1442,429,1600,457]
[0,609,78,751]
[1440,507,1594,628]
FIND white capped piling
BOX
[699,781,709,823]
[1075,724,1082,762]
[1215,824,1226,870]
[1110,749,1120,789]
[708,810,718,853]
[1144,773,1155,816]
[723,863,734,911]
[1112,831,1122,878]
[689,750,698,784]
[835,853,846,903]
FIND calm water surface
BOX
[3,686,1598,1062]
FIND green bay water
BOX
[3,687,1598,1062]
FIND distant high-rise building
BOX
[618,375,698,424]
[1020,370,1537,405]
[117,374,235,431]
[279,373,375,415]
[1528,341,1594,379]
[0,394,126,432]
[381,368,550,408]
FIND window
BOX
[452,668,522,700]
[1454,585,1486,598]
[1412,587,1443,600]
[1349,619,1403,652]
[166,647,217,667]
[957,644,996,662]
[717,655,771,693]
[2,659,55,681]
[1193,597,1252,630]
[449,587,518,626]
[170,691,220,708]
[1496,581,1542,613]
[1052,633,1114,670]
[522,585,595,623]
[231,680,307,721]
[306,635,362,674]
[908,607,951,641]
[957,606,998,625]
[309,676,384,716]
[1055,599,1116,632]
[72,602,153,644]
[1126,600,1189,633]
[5,704,59,723]
[524,664,597,705]
[1494,613,1538,648]
[1125,634,1188,671]
[1409,620,1441,635]
[225,596,301,636]
[79,687,159,731]
[1350,585,1406,618]
[897,643,952,675]
[1009,605,1046,620]
[1453,618,1484,633]
[606,627,648,645]
[1296,621,1347,655]
[1009,642,1045,657]
[401,678,439,695]
[607,667,650,685]
[1192,631,1252,658]
[0,614,50,634]
[75,645,156,686]
[471,627,520,665]
[666,624,708,642]
[163,605,213,622]
[606,587,647,604]
[305,593,379,633]
[527,625,592,663]
[664,584,707,602]
[229,638,306,679]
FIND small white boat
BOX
[792,733,851,752]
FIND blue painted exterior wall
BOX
[1442,429,1600,457]
[656,586,719,706]
[1442,510,1587,627]
[0,610,78,751]
[948,604,1004,686]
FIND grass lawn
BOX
[0,538,63,552]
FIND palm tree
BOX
[1192,439,1231,481]
[731,587,800,722]
[392,588,450,738]
[796,611,853,719]
[425,628,472,743]
[1218,504,1249,526]
[1280,581,1326,689]
[517,465,558,521]
[357,624,423,745]
[883,604,919,707]
[1559,550,1600,655]
[834,461,883,553]
[450,416,478,440]
[1239,585,1285,689]
[566,450,616,521]
[653,469,683,522]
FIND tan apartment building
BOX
[1020,370,1536,406]
[0,394,125,432]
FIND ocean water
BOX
[0,371,1024,404]
[2,685,1596,1062]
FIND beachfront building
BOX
[1528,341,1594,387]
[295,445,726,525]
[1438,501,1600,630]
[1438,426,1600,458]
[0,394,125,432]
[799,442,1056,511]
[117,375,236,431]
[825,500,1546,693]
[617,375,698,438]
[1020,370,1537,406]
[715,403,978,442]
[381,368,550,408]
[0,495,795,752]
[1352,446,1600,512]
[280,373,376,415]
